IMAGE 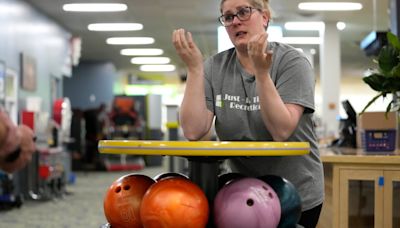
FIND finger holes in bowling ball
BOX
[268,192,274,198]
[257,175,302,228]
[214,177,281,228]
[103,174,156,228]
[246,198,254,206]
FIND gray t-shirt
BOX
[203,42,324,211]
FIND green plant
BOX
[361,32,400,115]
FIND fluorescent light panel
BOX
[298,2,362,11]
[280,37,321,45]
[88,23,143,31]
[218,26,232,52]
[140,65,176,72]
[107,37,155,45]
[131,57,170,64]
[285,22,325,31]
[121,48,163,56]
[63,3,127,12]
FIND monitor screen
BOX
[342,100,357,125]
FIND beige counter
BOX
[318,147,400,228]
[321,147,400,164]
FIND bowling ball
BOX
[103,173,155,228]
[218,172,245,189]
[140,177,209,228]
[214,177,281,228]
[258,175,302,228]
[154,172,189,181]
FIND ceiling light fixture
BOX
[131,57,170,64]
[280,37,321,45]
[284,22,325,31]
[88,23,143,31]
[120,48,163,56]
[298,2,362,11]
[63,3,127,12]
[107,37,155,45]
[336,22,346,30]
[140,64,176,72]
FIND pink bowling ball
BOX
[214,177,281,228]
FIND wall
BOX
[63,61,116,110]
[315,77,392,117]
[0,0,71,112]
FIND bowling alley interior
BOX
[0,0,400,227]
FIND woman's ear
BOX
[262,10,270,28]
[264,19,270,29]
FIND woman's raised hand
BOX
[247,32,273,75]
[172,29,203,72]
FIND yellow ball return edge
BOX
[98,140,310,156]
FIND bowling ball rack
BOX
[98,140,309,227]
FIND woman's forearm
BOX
[179,69,213,140]
[256,73,303,141]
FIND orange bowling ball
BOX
[140,177,209,228]
[153,172,189,182]
[103,173,155,228]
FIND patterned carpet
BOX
[0,166,167,228]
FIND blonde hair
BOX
[220,0,271,17]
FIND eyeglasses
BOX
[219,6,261,27]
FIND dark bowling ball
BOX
[103,173,155,228]
[153,172,189,181]
[217,172,245,189]
[258,175,302,228]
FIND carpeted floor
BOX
[0,166,167,228]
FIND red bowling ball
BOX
[103,173,155,228]
[140,177,209,228]
[214,177,281,228]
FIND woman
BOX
[172,0,324,227]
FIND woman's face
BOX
[221,0,269,51]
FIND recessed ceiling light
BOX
[88,23,143,31]
[284,22,325,31]
[298,2,362,11]
[106,37,155,45]
[140,64,176,72]
[131,57,170,64]
[120,48,163,56]
[63,3,127,12]
[336,22,346,30]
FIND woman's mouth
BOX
[236,31,247,37]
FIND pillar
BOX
[319,22,341,137]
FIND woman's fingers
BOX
[172,28,203,69]
[19,125,35,154]
[186,31,195,49]
[173,29,190,51]
[248,33,268,54]
[248,32,273,72]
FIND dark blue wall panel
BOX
[64,61,116,110]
